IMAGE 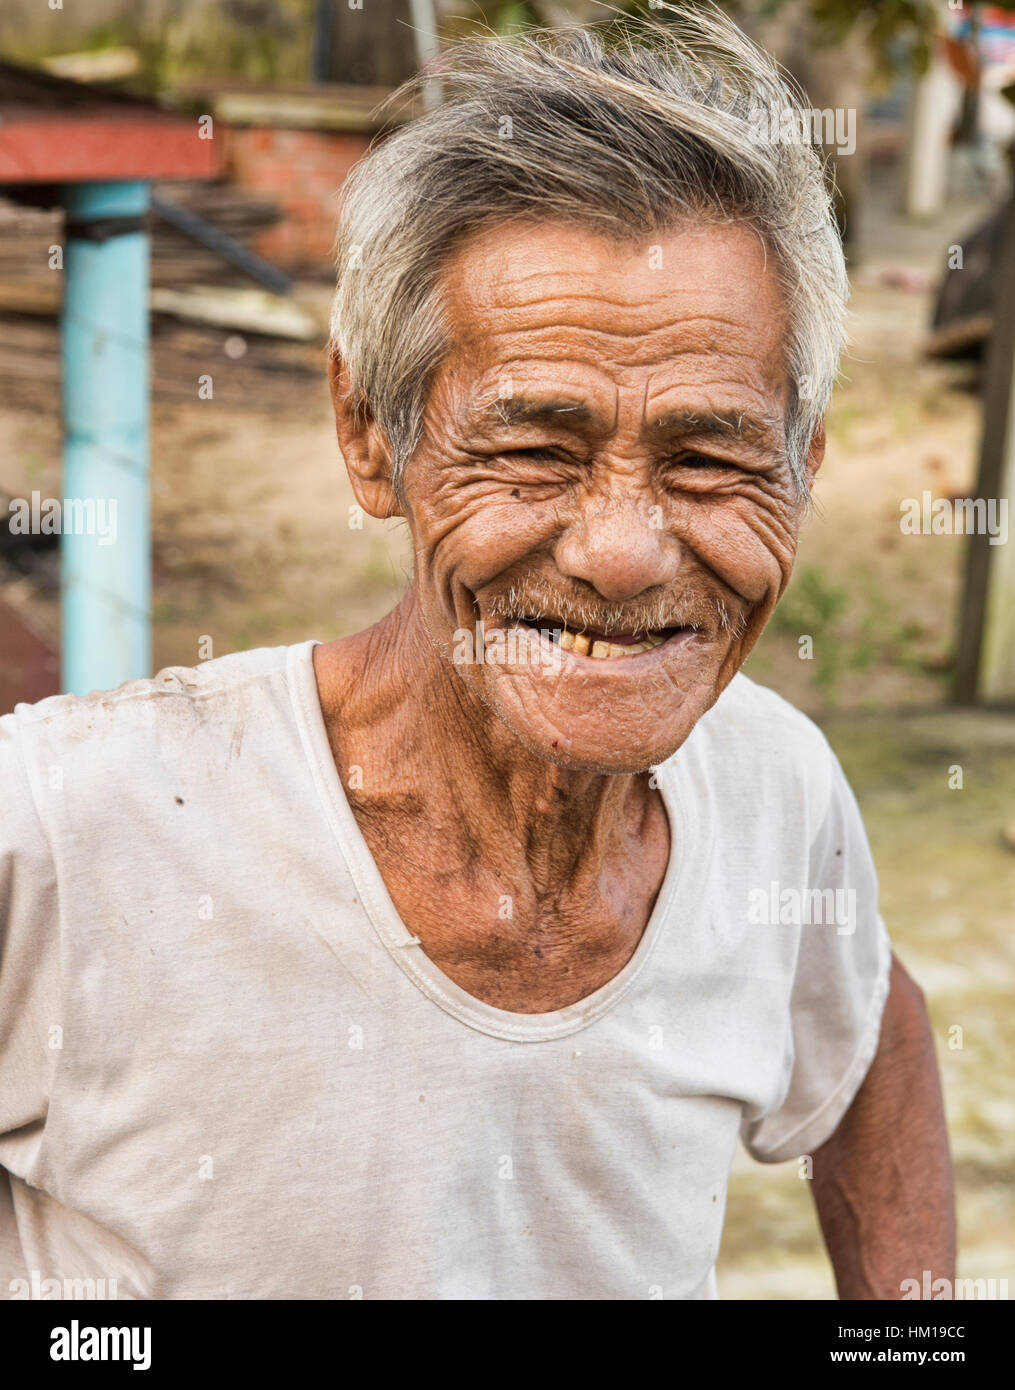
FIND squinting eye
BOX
[672,453,731,470]
[502,448,572,465]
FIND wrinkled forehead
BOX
[432,218,791,434]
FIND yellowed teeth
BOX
[553,629,666,659]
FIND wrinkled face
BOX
[399,219,817,773]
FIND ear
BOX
[803,417,826,491]
[328,352,402,520]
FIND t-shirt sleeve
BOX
[0,713,61,1146]
[739,746,893,1164]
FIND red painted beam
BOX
[0,111,219,183]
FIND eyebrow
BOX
[647,408,782,448]
[477,397,598,429]
[473,397,782,450]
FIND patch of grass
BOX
[361,538,403,592]
[770,565,849,696]
[152,601,183,626]
[826,401,860,450]
[765,564,952,704]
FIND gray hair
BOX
[330,4,849,498]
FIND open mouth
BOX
[510,617,702,660]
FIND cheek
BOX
[421,493,560,592]
[683,497,799,606]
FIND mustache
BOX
[484,577,749,639]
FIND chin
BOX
[477,659,725,774]
[447,611,743,770]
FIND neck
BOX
[313,591,652,895]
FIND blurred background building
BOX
[0,0,1012,1300]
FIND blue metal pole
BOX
[60,180,150,696]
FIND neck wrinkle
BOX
[313,593,655,895]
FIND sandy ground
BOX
[0,166,1011,1298]
[717,707,1015,1298]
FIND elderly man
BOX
[0,11,953,1301]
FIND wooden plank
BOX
[0,310,320,410]
[902,55,958,219]
[41,48,141,83]
[149,286,318,340]
[213,91,392,133]
[0,281,60,314]
[923,312,992,360]
[954,192,1015,702]
[0,113,219,182]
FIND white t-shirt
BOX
[0,640,891,1300]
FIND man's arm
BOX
[811,952,956,1299]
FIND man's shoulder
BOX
[700,671,831,755]
[663,672,837,824]
[1,641,310,804]
[7,642,296,733]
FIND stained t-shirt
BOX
[0,640,891,1300]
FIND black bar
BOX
[151,193,292,297]
[65,214,149,243]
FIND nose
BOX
[553,491,682,603]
